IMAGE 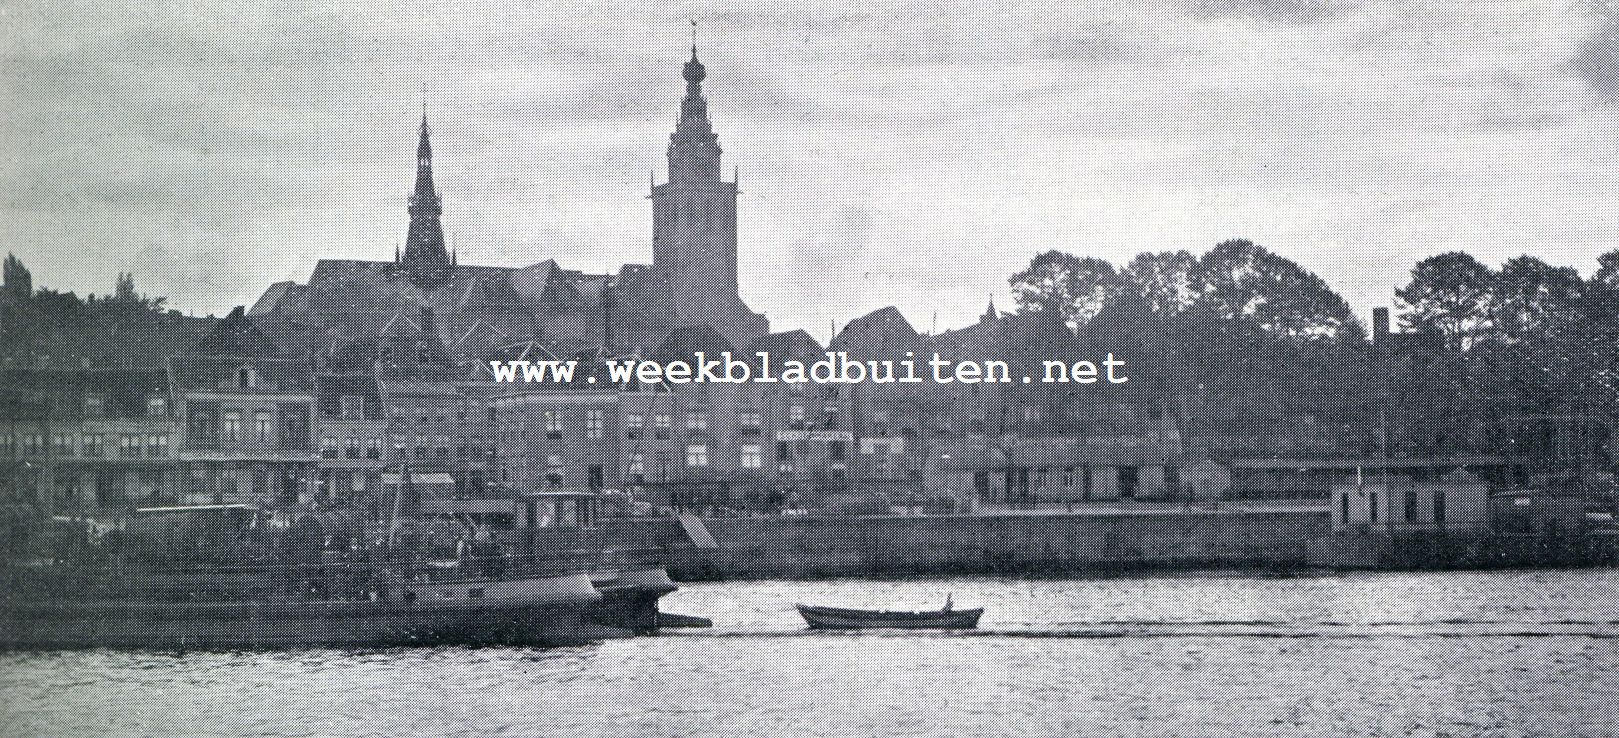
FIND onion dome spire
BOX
[669,25,721,184]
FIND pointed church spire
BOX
[982,297,999,323]
[402,104,451,291]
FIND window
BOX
[586,409,604,440]
[367,437,382,459]
[545,455,564,486]
[654,413,671,439]
[436,435,450,459]
[685,444,709,468]
[628,452,645,482]
[625,412,643,439]
[82,434,103,458]
[656,453,670,483]
[0,433,13,455]
[789,405,805,429]
[341,395,363,419]
[321,436,339,459]
[876,453,893,476]
[777,440,791,461]
[53,433,74,456]
[222,410,242,442]
[1063,467,1075,489]
[1404,489,1418,522]
[255,411,273,443]
[345,437,360,459]
[741,444,762,469]
[686,411,708,432]
[544,410,562,439]
[238,367,255,389]
[823,405,840,429]
[187,406,219,447]
[1433,490,1447,524]
[147,397,168,417]
[829,440,846,462]
[1368,492,1378,524]
[147,434,168,457]
[84,395,106,418]
[1022,405,1042,424]
[120,434,141,458]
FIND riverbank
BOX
[595,504,1331,580]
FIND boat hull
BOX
[797,604,983,630]
[0,572,611,650]
[589,566,679,635]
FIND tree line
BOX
[1009,241,1619,466]
[0,253,214,369]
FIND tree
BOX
[1594,249,1619,289]
[1194,239,1359,340]
[2,253,31,302]
[114,272,137,302]
[1395,252,1494,351]
[111,271,165,310]
[1493,256,1583,341]
[1120,250,1200,316]
[1007,250,1118,329]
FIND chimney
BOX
[1371,307,1390,346]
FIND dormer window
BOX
[147,397,168,417]
[237,367,256,389]
[84,395,106,418]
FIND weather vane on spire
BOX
[691,18,698,55]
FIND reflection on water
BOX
[3,569,1617,737]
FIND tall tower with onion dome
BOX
[650,40,741,332]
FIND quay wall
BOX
[591,509,1331,579]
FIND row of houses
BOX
[1,301,1200,516]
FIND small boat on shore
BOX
[796,601,983,630]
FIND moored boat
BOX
[796,602,983,630]
[0,566,610,649]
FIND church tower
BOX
[401,113,452,291]
[651,43,740,330]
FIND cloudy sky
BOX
[3,0,1618,337]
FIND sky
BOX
[2,0,1618,340]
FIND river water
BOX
[2,569,1617,737]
